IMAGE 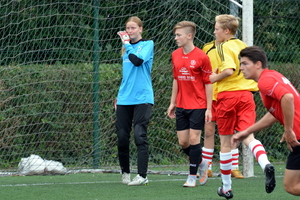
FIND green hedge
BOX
[0,61,298,167]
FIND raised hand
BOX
[117,31,130,44]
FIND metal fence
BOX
[0,0,299,174]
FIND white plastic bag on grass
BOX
[18,154,67,175]
[18,154,46,175]
[44,160,67,174]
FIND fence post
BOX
[242,0,254,178]
[92,0,100,169]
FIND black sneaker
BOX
[217,187,233,199]
[265,163,276,193]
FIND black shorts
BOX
[175,108,206,131]
[286,140,300,170]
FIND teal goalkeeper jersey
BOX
[117,39,154,105]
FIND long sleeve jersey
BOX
[117,39,154,105]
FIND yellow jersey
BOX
[215,38,258,93]
[202,41,219,101]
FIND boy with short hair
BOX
[167,21,212,187]
[233,46,300,196]
[209,15,275,199]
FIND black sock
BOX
[189,144,202,175]
[182,146,191,156]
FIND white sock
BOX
[249,140,270,171]
[231,148,239,170]
[220,152,232,191]
[202,147,214,169]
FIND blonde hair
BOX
[215,14,239,35]
[121,16,143,55]
[173,21,196,38]
[126,16,143,28]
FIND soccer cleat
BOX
[121,172,131,184]
[127,174,149,186]
[199,160,209,185]
[217,187,233,199]
[198,169,213,178]
[231,169,244,178]
[183,175,196,187]
[264,163,276,193]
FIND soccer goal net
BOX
[0,0,298,175]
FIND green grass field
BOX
[0,164,298,200]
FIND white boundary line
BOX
[0,176,284,187]
[0,178,216,187]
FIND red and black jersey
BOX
[258,69,300,140]
[172,47,212,109]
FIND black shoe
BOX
[217,187,233,199]
[265,163,276,193]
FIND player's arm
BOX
[125,40,154,66]
[209,68,233,83]
[202,55,213,122]
[245,112,278,133]
[209,44,234,83]
[167,79,178,119]
[205,83,212,123]
[117,31,154,66]
[280,93,300,150]
[281,93,294,133]
[232,112,277,147]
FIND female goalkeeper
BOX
[115,16,154,186]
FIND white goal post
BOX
[242,0,254,178]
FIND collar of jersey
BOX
[130,38,147,44]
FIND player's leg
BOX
[203,121,215,177]
[220,135,233,189]
[182,108,206,187]
[231,91,256,179]
[284,144,300,195]
[175,108,191,155]
[217,134,234,199]
[231,94,244,179]
[201,100,217,179]
[238,91,275,193]
[200,121,215,183]
[231,91,254,179]
[284,170,300,195]
[177,129,197,187]
[231,147,244,178]
[175,108,196,187]
[189,109,209,186]
[243,134,276,193]
[243,134,272,170]
[178,130,190,155]
[116,105,134,184]
[128,104,152,186]
[216,91,236,198]
[182,128,202,187]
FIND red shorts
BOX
[216,91,256,135]
[211,100,217,122]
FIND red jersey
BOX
[172,47,212,109]
[258,69,300,139]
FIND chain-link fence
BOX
[250,0,299,164]
[0,0,299,174]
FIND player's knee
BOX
[285,184,300,196]
[178,140,189,148]
[189,138,196,145]
[117,129,129,145]
[134,125,148,146]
